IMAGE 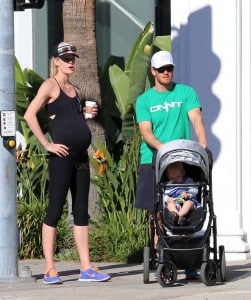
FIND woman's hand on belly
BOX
[45,143,69,157]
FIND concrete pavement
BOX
[0,258,251,300]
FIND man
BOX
[135,50,207,280]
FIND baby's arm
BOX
[181,177,198,199]
[180,187,198,199]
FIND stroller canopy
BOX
[155,139,210,184]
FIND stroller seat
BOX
[163,206,204,235]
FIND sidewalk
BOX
[0,258,251,300]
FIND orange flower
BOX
[93,149,106,174]
[16,149,28,164]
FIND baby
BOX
[163,162,200,225]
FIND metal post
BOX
[0,0,18,281]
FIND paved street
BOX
[0,259,251,300]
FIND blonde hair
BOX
[49,56,58,77]
[166,162,184,176]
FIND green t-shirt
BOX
[136,83,201,164]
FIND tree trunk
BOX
[63,0,104,219]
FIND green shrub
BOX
[18,199,73,259]
[89,215,148,263]
[17,200,46,258]
[17,144,73,259]
[89,134,148,263]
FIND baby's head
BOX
[166,162,185,183]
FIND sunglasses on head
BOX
[154,65,174,73]
[60,55,76,63]
[57,45,77,56]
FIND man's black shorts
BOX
[135,164,155,211]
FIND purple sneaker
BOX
[79,266,111,282]
[43,268,62,284]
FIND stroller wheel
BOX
[200,260,217,286]
[218,245,227,282]
[143,246,150,284]
[156,261,177,287]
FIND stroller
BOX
[143,139,227,287]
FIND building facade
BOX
[14,0,251,260]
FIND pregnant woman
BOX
[24,42,111,284]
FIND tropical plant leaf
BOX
[154,35,172,51]
[109,65,130,116]
[15,57,27,85]
[126,24,154,105]
[23,69,44,96]
[126,21,154,77]
[99,55,125,153]
[116,21,154,142]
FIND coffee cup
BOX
[85,101,96,119]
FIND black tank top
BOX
[45,81,92,159]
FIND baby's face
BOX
[167,168,184,183]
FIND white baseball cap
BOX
[151,51,175,68]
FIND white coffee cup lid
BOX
[86,101,96,106]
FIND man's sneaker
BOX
[185,273,199,280]
[43,268,62,284]
[185,268,199,280]
[79,266,111,282]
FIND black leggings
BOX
[44,155,90,227]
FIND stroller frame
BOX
[143,139,227,287]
